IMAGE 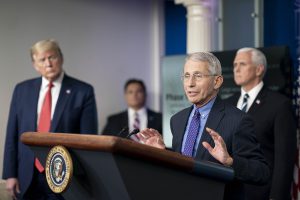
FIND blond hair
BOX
[30,39,63,61]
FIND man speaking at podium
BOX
[2,39,98,200]
[137,52,270,200]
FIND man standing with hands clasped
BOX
[226,47,296,200]
[102,79,162,137]
[2,39,98,200]
[136,52,270,200]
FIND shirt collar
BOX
[192,96,216,118]
[241,81,264,99]
[41,72,64,89]
[128,107,147,116]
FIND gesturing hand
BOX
[202,127,233,166]
[136,128,166,149]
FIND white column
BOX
[175,0,214,53]
[150,0,164,112]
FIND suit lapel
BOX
[51,75,72,131]
[30,78,42,131]
[147,109,155,127]
[247,87,266,114]
[230,93,240,106]
[195,97,225,159]
[175,107,193,151]
[122,111,129,134]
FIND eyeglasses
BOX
[181,73,218,82]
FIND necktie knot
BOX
[48,82,54,89]
[194,108,200,117]
[243,93,249,102]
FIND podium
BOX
[21,132,234,200]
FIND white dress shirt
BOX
[128,107,147,132]
[37,72,64,124]
[237,81,264,112]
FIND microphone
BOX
[126,129,140,139]
[118,126,129,138]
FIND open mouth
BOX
[187,91,198,97]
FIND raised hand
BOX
[202,127,233,166]
[136,128,165,149]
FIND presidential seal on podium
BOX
[45,145,73,193]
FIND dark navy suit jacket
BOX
[2,74,98,198]
[225,87,296,200]
[171,97,270,200]
[101,109,162,136]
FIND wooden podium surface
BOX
[21,132,233,200]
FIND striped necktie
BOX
[241,93,249,112]
[133,112,140,130]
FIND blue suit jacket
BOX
[2,74,98,198]
[170,97,270,200]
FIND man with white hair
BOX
[226,47,297,200]
[137,52,270,200]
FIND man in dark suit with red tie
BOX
[137,52,270,200]
[2,39,98,199]
[225,47,297,200]
[102,79,162,137]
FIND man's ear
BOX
[214,75,223,90]
[256,64,265,77]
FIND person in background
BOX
[102,79,162,137]
[2,39,98,200]
[225,47,296,200]
[136,52,270,200]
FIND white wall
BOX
[0,0,164,176]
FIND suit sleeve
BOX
[79,86,98,134]
[232,115,270,185]
[101,116,115,135]
[270,99,297,199]
[2,86,19,179]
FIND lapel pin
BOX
[66,89,71,94]
[256,99,260,104]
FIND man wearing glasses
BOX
[137,52,270,200]
[2,39,98,200]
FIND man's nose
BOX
[187,76,196,86]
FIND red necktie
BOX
[38,82,53,132]
[35,82,53,173]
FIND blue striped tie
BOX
[241,93,249,112]
[182,109,200,157]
